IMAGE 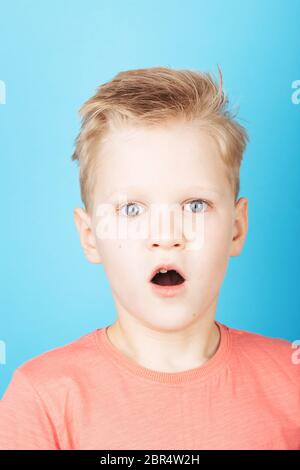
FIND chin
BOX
[140,311,199,333]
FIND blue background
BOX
[0,0,299,397]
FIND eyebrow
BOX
[104,185,222,200]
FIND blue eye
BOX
[184,199,209,213]
[118,202,144,217]
[117,199,209,217]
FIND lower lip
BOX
[150,281,186,297]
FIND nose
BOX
[148,237,184,250]
[148,238,183,250]
[146,207,185,250]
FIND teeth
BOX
[159,268,168,273]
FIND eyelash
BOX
[116,199,211,217]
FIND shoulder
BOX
[226,323,300,386]
[15,328,102,390]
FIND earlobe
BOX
[73,207,102,264]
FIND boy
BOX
[0,66,299,450]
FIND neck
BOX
[106,302,220,373]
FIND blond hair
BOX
[71,66,249,213]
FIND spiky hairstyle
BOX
[72,66,249,213]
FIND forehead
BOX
[102,184,223,202]
[94,121,231,199]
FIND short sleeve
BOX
[0,368,60,450]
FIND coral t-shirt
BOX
[0,320,299,450]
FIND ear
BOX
[229,197,248,257]
[73,207,102,264]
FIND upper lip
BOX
[149,263,187,282]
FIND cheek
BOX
[204,211,233,251]
[194,214,232,278]
[96,238,128,269]
[96,239,140,291]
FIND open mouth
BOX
[150,269,185,286]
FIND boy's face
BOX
[74,120,248,332]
